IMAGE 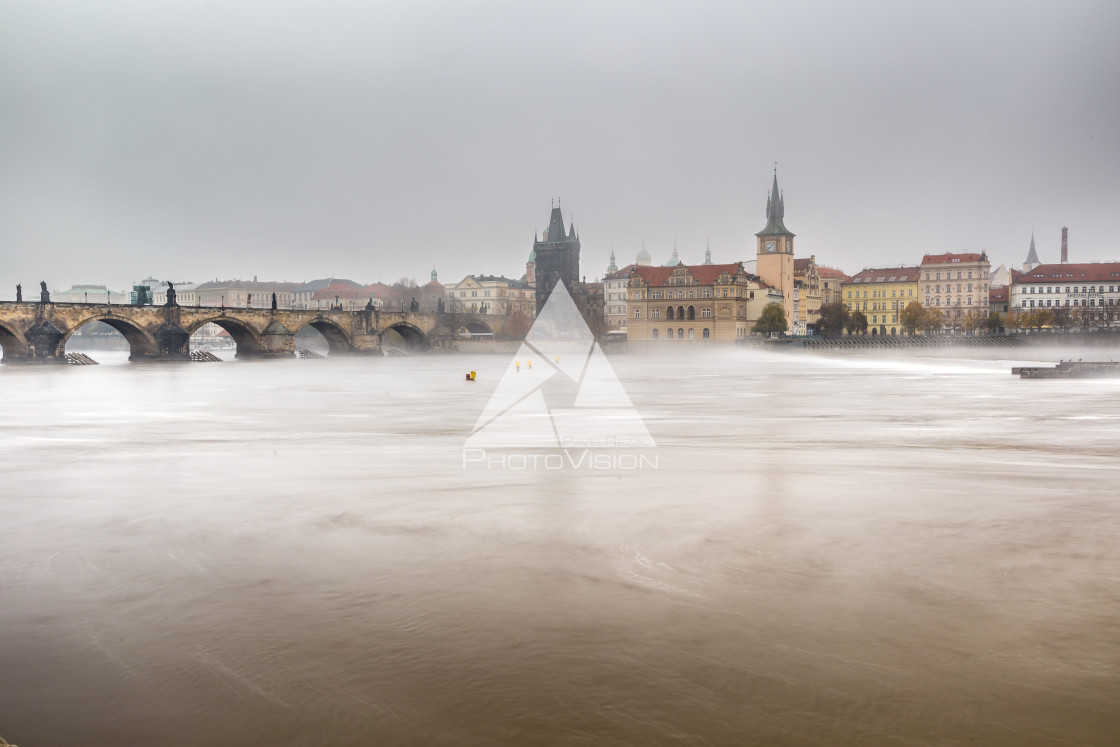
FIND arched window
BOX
[666,306,674,320]
[678,328,684,339]
[703,328,710,339]
[651,328,659,339]
[688,328,694,339]
[688,306,695,320]
[666,328,673,339]
[677,306,685,320]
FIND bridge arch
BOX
[0,321,29,360]
[185,317,263,356]
[382,322,429,351]
[62,315,159,359]
[459,320,495,336]
[293,318,353,355]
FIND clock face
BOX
[765,241,775,253]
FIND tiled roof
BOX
[921,252,988,265]
[794,258,813,271]
[989,287,1008,302]
[295,278,362,292]
[846,266,920,284]
[817,266,850,280]
[312,282,370,299]
[194,280,301,291]
[1016,263,1120,283]
[631,263,743,287]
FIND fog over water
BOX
[1,349,1119,745]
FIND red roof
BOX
[631,262,744,287]
[989,287,1008,302]
[846,266,920,284]
[921,252,988,265]
[817,266,851,280]
[1016,262,1120,283]
[794,258,812,271]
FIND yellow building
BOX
[818,265,850,306]
[794,256,822,333]
[625,262,780,348]
[842,266,920,336]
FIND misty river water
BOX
[1,346,1118,746]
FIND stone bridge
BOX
[0,301,501,363]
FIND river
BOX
[1,347,1118,746]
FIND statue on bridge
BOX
[246,292,252,308]
[16,284,22,302]
[410,296,419,312]
[39,281,50,304]
[365,297,374,310]
[165,282,177,306]
[271,292,277,310]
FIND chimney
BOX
[1061,227,1068,264]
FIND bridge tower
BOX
[533,202,581,314]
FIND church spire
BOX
[1024,231,1040,269]
[757,170,794,236]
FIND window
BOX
[701,307,712,318]
[666,328,673,339]
[678,328,684,338]
[688,306,695,320]
[667,306,674,320]
[651,328,659,339]
[633,308,641,319]
[702,328,710,339]
[652,308,660,319]
[688,328,694,339]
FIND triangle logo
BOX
[465,281,656,450]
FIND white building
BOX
[1010,262,1120,323]
[445,275,534,316]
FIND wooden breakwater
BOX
[801,335,1025,351]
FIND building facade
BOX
[818,266,850,305]
[794,256,823,334]
[624,262,779,347]
[919,252,991,330]
[1010,262,1120,326]
[52,284,129,305]
[187,279,300,308]
[446,275,535,316]
[843,266,920,336]
[603,263,636,332]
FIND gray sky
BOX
[2,0,1118,295]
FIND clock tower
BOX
[755,171,796,326]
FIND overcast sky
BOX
[1,0,1118,295]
